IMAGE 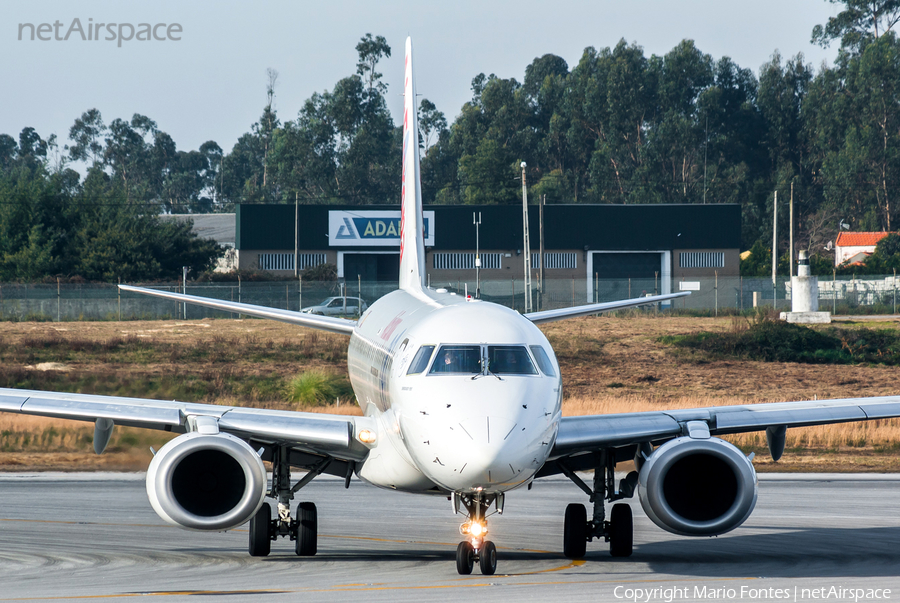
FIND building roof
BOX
[236,204,741,251]
[161,214,235,247]
[835,231,890,247]
[845,251,872,265]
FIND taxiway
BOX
[0,473,898,602]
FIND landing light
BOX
[460,521,487,537]
[357,429,376,444]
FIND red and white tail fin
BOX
[399,37,426,292]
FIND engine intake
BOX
[638,436,757,536]
[146,432,267,531]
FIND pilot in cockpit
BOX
[442,352,456,370]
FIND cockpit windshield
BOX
[428,345,482,374]
[529,345,556,376]
[487,346,538,375]
[406,345,435,375]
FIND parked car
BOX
[300,296,367,316]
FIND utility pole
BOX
[703,115,708,204]
[473,212,482,298]
[521,162,531,313]
[182,266,188,319]
[789,182,794,278]
[539,194,545,310]
[772,190,778,290]
[294,191,299,277]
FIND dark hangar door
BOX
[592,252,661,278]
[592,252,662,302]
[343,253,400,282]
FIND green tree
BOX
[0,150,222,282]
[67,108,106,166]
[356,34,391,95]
[0,134,16,171]
[647,40,715,201]
[526,54,570,199]
[452,74,535,204]
[418,99,446,154]
[805,35,900,231]
[812,0,900,50]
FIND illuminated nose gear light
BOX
[460,520,487,538]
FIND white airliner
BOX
[3,38,900,576]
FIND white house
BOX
[834,231,890,266]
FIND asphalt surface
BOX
[0,473,899,602]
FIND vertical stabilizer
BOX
[399,37,426,291]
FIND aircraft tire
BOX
[479,540,497,575]
[248,503,271,557]
[456,541,474,575]
[563,503,588,558]
[295,502,317,556]
[609,503,633,557]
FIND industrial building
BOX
[234,203,740,303]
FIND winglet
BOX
[399,37,426,292]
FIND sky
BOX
[2,0,841,159]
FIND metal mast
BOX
[521,162,531,313]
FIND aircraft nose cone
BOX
[452,416,522,486]
[401,414,550,491]
[459,416,517,446]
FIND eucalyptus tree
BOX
[812,0,900,50]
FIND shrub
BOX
[661,319,900,365]
[285,370,353,406]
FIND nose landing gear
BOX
[454,492,501,575]
[455,535,498,575]
[456,541,475,574]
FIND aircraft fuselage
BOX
[348,288,562,495]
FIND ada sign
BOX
[328,210,435,247]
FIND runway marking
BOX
[493,558,586,576]
[0,590,290,601]
[0,518,174,528]
[320,533,556,554]
[320,575,757,593]
[0,518,557,554]
[0,576,757,600]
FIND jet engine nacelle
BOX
[638,436,757,536]
[146,432,267,531]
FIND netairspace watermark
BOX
[613,584,892,603]
[18,18,182,47]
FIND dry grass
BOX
[2,315,900,472]
[563,395,900,451]
[0,402,361,471]
[546,314,900,471]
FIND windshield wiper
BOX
[472,368,503,381]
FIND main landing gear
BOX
[248,446,333,557]
[560,451,636,559]
[453,491,502,575]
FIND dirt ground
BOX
[541,314,900,403]
[1,315,899,472]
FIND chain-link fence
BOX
[1,274,899,321]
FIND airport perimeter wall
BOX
[2,275,900,321]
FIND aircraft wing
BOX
[523,292,690,324]
[547,394,900,465]
[118,285,356,335]
[0,387,373,467]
